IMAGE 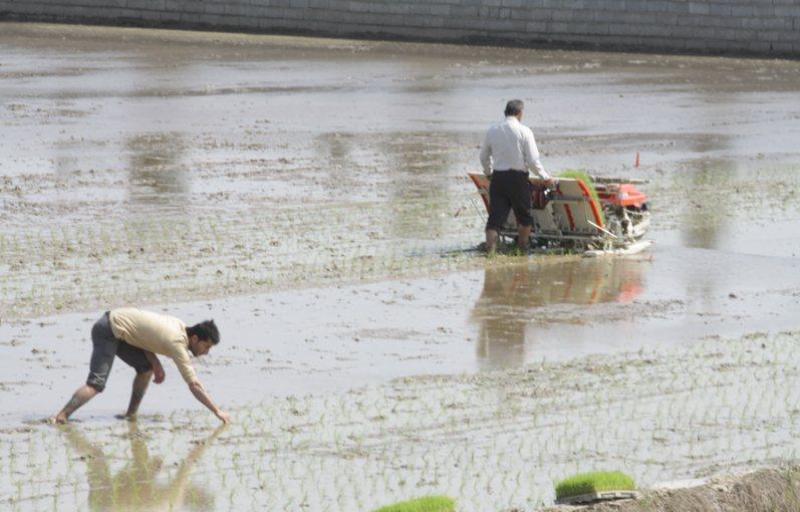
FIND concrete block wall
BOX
[0,0,798,57]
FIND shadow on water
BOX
[471,258,645,368]
[314,132,359,196]
[382,134,456,241]
[122,46,197,212]
[677,112,736,251]
[679,165,733,249]
[59,422,224,511]
[126,132,189,208]
[677,86,739,251]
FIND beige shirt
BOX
[109,307,198,384]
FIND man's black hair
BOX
[504,99,524,117]
[187,320,220,345]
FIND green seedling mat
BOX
[372,496,455,512]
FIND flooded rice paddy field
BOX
[4,331,800,511]
[2,22,800,511]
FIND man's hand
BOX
[153,364,165,384]
[188,380,228,423]
[544,177,558,188]
[49,414,68,425]
[144,351,165,384]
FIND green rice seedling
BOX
[372,496,456,512]
[555,471,636,502]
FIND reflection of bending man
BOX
[61,422,224,511]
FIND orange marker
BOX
[635,151,640,168]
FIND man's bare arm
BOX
[143,351,165,384]
[188,380,230,424]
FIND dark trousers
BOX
[486,170,533,231]
[86,312,152,391]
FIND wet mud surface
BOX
[5,330,800,511]
[2,22,800,511]
[2,23,800,318]
[3,245,799,424]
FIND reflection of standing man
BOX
[61,421,223,511]
[480,99,554,254]
[472,265,530,368]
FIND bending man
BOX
[51,307,230,424]
[479,99,554,254]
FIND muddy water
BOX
[2,23,800,318]
[2,22,800,512]
[3,243,798,425]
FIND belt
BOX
[494,169,526,173]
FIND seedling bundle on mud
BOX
[373,496,456,512]
[555,471,638,504]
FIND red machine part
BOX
[573,179,605,228]
[597,184,648,208]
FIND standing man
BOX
[51,307,230,424]
[480,99,554,254]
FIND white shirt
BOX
[479,116,549,179]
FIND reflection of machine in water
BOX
[471,258,645,368]
[60,422,222,511]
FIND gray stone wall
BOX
[1,0,798,57]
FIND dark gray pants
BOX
[486,170,534,231]
[86,312,152,392]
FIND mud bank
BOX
[546,467,800,512]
